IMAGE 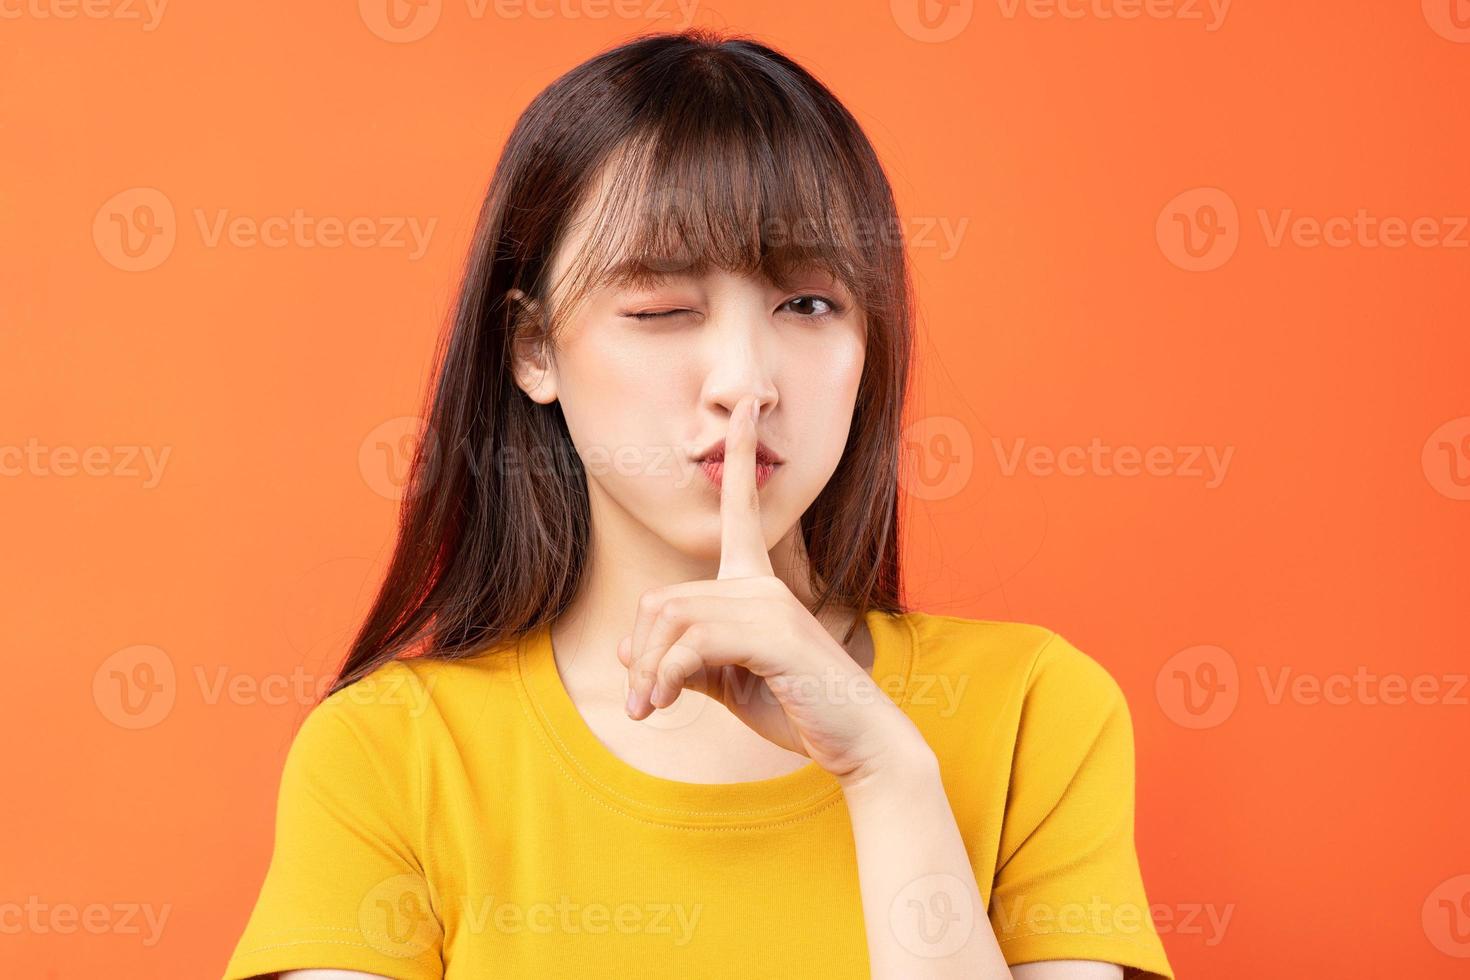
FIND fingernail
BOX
[625,689,638,716]
[749,398,760,423]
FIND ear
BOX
[506,288,558,405]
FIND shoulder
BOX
[889,611,1135,779]
[896,610,1126,710]
[287,641,530,787]
[277,644,524,807]
[304,657,433,743]
[278,658,433,795]
[310,639,523,735]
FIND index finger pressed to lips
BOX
[716,395,774,580]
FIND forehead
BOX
[587,255,842,293]
[546,174,850,304]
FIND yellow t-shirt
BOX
[222,610,1174,979]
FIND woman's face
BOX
[512,195,867,566]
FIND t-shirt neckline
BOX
[516,607,913,829]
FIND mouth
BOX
[697,456,780,490]
[693,438,784,467]
[692,439,784,490]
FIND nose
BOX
[700,315,778,422]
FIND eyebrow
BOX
[592,255,847,295]
[593,258,688,292]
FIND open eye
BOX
[782,295,843,319]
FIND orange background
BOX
[3,2,1468,977]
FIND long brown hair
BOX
[327,27,914,697]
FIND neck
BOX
[549,481,869,698]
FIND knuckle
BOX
[636,590,662,617]
[659,596,689,622]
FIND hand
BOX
[617,394,925,784]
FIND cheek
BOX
[574,328,676,391]
[553,326,694,462]
[789,329,865,409]
[781,331,865,480]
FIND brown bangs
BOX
[541,69,896,332]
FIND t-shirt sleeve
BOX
[222,662,444,980]
[988,632,1174,980]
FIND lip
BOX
[692,438,785,466]
[699,457,780,490]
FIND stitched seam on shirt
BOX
[527,739,849,832]
[989,627,1059,879]
[893,611,919,708]
[507,612,919,830]
[399,660,433,916]
[997,930,1154,946]
[517,667,846,828]
[928,613,1052,631]
[329,706,428,872]
[513,637,848,823]
[511,652,858,828]
[237,935,426,953]
[1023,628,1063,696]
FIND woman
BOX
[223,28,1174,980]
